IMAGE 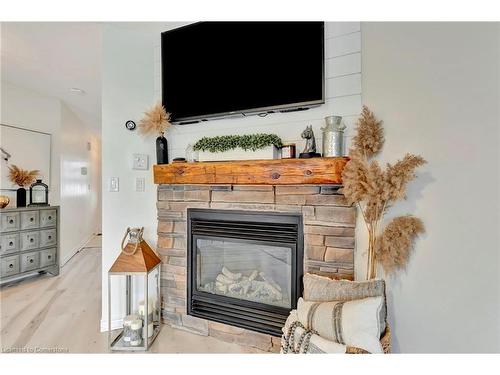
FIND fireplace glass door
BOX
[187,209,303,336]
[195,236,293,309]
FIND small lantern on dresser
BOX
[108,227,162,351]
[29,179,49,206]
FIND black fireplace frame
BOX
[187,208,304,336]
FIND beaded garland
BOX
[281,321,317,354]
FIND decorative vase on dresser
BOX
[16,187,27,208]
[0,206,59,285]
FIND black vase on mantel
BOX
[156,132,169,164]
[16,187,27,208]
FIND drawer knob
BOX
[30,238,34,243]
[9,219,13,224]
[9,241,13,246]
[29,259,34,263]
[9,264,13,269]
[48,236,52,240]
[48,216,52,220]
[30,217,34,222]
[48,255,52,259]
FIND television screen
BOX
[161,22,324,124]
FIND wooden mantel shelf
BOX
[153,157,348,185]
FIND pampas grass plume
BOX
[8,165,39,187]
[351,106,384,159]
[138,102,171,137]
[375,216,425,274]
[341,105,426,278]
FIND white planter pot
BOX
[197,146,279,162]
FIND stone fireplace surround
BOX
[157,184,356,352]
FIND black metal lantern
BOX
[29,179,49,206]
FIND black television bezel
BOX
[161,22,325,124]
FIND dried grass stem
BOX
[341,106,426,279]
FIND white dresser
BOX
[0,206,59,284]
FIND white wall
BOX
[1,81,102,265]
[361,22,500,352]
[100,22,363,329]
[101,25,158,329]
[60,102,102,264]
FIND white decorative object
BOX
[321,115,346,157]
[138,299,154,338]
[282,310,347,354]
[123,314,142,346]
[185,143,198,162]
[202,266,286,305]
[197,146,279,162]
[296,296,385,354]
[129,319,143,346]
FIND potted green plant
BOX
[193,134,283,162]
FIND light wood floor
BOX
[0,241,263,353]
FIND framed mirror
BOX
[0,124,51,207]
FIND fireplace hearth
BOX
[187,209,303,336]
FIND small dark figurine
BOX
[299,125,321,158]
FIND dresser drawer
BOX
[40,209,57,228]
[20,231,40,251]
[20,251,40,272]
[0,233,20,255]
[40,229,57,247]
[21,211,40,230]
[1,212,20,232]
[40,248,56,268]
[1,255,20,277]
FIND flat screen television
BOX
[161,22,324,124]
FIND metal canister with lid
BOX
[321,115,346,157]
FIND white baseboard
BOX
[60,233,96,267]
[100,318,123,332]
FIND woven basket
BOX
[345,324,391,354]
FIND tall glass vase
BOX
[156,133,168,164]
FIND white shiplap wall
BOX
[153,22,362,160]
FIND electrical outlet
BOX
[135,177,145,192]
[133,154,149,170]
[109,177,119,192]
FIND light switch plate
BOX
[109,177,119,192]
[133,154,149,170]
[135,177,145,192]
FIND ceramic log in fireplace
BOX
[187,209,304,336]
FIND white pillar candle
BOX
[138,299,155,338]
[123,314,140,342]
[129,320,143,346]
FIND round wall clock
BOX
[125,120,136,131]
